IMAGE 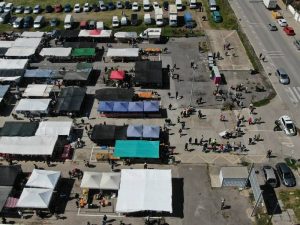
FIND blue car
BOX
[64,4,72,12]
[108,2,115,10]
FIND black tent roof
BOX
[55,86,86,113]
[0,165,22,186]
[114,126,128,140]
[64,42,97,48]
[95,88,135,101]
[0,186,12,211]
[91,125,127,143]
[57,30,80,39]
[0,121,38,136]
[134,61,162,87]
[0,69,25,77]
[63,71,91,81]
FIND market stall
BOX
[35,121,73,136]
[0,121,38,137]
[134,61,163,88]
[0,85,9,108]
[26,169,61,189]
[16,188,53,209]
[95,88,134,101]
[91,124,127,145]
[0,59,28,70]
[106,48,139,62]
[71,48,96,62]
[126,125,143,138]
[110,70,125,80]
[15,98,51,115]
[22,84,53,98]
[5,47,36,58]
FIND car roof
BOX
[277,68,287,74]
[281,115,292,121]
[264,166,276,177]
[277,163,291,172]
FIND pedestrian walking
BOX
[248,137,252,145]
[191,61,194,68]
[176,91,178,99]
[200,135,204,145]
[144,162,148,169]
[87,222,90,225]
[267,149,272,158]
[2,217,7,224]
[194,138,198,145]
[259,53,262,59]
[168,104,172,110]
[182,121,185,129]
[208,138,211,145]
[188,137,192,144]
[248,117,253,125]
[81,119,85,124]
[262,56,265,62]
[173,63,176,69]
[75,201,79,208]
[198,110,202,118]
[111,161,115,171]
[168,92,171,98]
[85,125,88,132]
[177,116,180,123]
[102,214,107,225]
[89,124,93,130]
[179,128,182,137]
[68,171,72,179]
[184,143,188,151]
[221,198,225,210]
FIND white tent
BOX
[23,84,53,97]
[5,47,36,57]
[16,188,53,208]
[13,38,42,48]
[0,136,58,155]
[116,169,172,213]
[35,121,72,136]
[106,48,139,58]
[15,99,51,114]
[0,41,14,48]
[0,76,21,82]
[21,31,45,38]
[40,48,72,57]
[0,59,28,69]
[26,169,61,189]
[78,30,112,38]
[80,172,121,190]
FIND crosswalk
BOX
[266,51,284,59]
[285,87,300,104]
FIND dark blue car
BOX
[64,4,72,12]
[108,2,115,10]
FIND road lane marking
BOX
[286,87,298,104]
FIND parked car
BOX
[50,18,59,27]
[64,4,72,12]
[268,23,277,31]
[116,1,123,9]
[108,2,115,10]
[4,3,13,13]
[125,1,132,9]
[276,68,290,85]
[23,15,33,28]
[278,18,287,27]
[278,115,296,136]
[131,13,138,25]
[13,17,23,28]
[276,163,296,187]
[33,5,41,14]
[112,16,119,27]
[92,4,100,12]
[45,5,53,13]
[99,1,108,11]
[132,2,139,11]
[24,6,32,14]
[283,26,295,36]
[83,3,90,12]
[163,1,169,10]
[153,1,160,9]
[88,20,96,29]
[0,12,11,24]
[262,165,279,188]
[15,6,24,14]
[54,4,63,13]
[74,3,81,13]
[0,2,5,13]
[293,39,300,50]
[121,16,127,25]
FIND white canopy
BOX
[0,76,21,82]
[0,136,58,155]
[26,169,61,189]
[35,121,72,136]
[116,169,172,213]
[0,59,28,69]
[15,99,51,113]
[80,172,121,190]
[5,47,36,57]
[0,41,14,48]
[23,84,53,97]
[16,188,53,208]
[106,48,139,58]
[40,48,72,57]
[21,31,45,38]
[13,38,42,48]
[78,30,112,38]
[114,32,137,39]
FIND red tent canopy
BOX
[89,29,102,35]
[110,70,125,80]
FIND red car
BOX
[54,4,62,13]
[283,26,295,35]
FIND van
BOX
[189,0,197,9]
[64,14,74,29]
[184,12,196,28]
[0,12,11,24]
[4,3,13,13]
[112,16,119,27]
[209,0,217,11]
[211,11,222,23]
[143,0,151,11]
[34,15,45,29]
[144,13,151,25]
[13,17,23,28]
[169,4,177,27]
[0,2,6,13]
[89,20,96,29]
[175,0,183,11]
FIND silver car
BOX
[276,68,290,85]
[278,115,297,136]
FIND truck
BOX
[169,4,177,27]
[155,8,163,26]
[184,12,196,28]
[139,28,161,40]
[263,0,277,9]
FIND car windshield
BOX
[281,74,288,79]
[284,172,293,179]
[286,123,294,130]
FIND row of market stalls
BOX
[55,29,112,42]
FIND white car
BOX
[278,115,297,136]
[33,5,41,14]
[83,3,90,12]
[74,3,81,13]
[121,16,127,25]
[278,18,287,27]
[152,1,160,9]
[132,2,139,11]
[112,16,119,27]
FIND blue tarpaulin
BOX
[143,125,160,139]
[98,101,114,112]
[128,101,144,112]
[127,125,143,138]
[24,69,54,78]
[113,102,129,112]
[143,101,159,112]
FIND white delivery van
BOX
[176,0,183,11]
[64,14,74,29]
[144,13,151,25]
[112,16,119,27]
[139,28,161,40]
[143,0,151,11]
[155,8,163,26]
[189,0,197,9]
[169,4,177,27]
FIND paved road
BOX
[230,0,300,115]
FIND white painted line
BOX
[286,87,298,104]
[293,87,300,102]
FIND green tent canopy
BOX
[114,140,159,158]
[71,48,96,57]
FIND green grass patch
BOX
[253,91,276,107]
[279,190,300,222]
[284,157,298,170]
[255,213,271,225]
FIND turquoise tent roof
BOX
[114,140,159,158]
